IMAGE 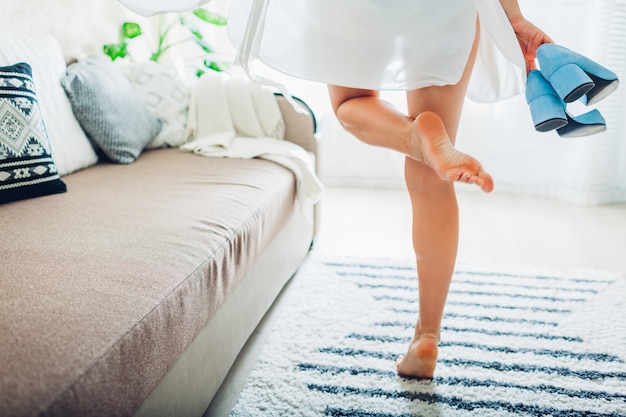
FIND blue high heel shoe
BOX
[526,70,607,137]
[526,69,568,132]
[557,109,606,138]
[537,44,619,105]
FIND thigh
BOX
[404,20,480,188]
[406,20,480,143]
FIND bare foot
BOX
[409,111,494,193]
[396,332,439,378]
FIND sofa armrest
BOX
[275,94,318,156]
[275,94,321,239]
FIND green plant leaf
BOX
[190,28,204,40]
[103,43,128,60]
[102,12,229,72]
[193,8,227,25]
[122,22,143,39]
[204,59,225,72]
[194,38,214,54]
[102,44,116,60]
[180,15,204,40]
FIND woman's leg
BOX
[327,23,482,378]
[327,87,493,192]
[397,25,481,378]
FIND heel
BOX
[528,94,568,132]
[557,109,606,138]
[537,43,619,105]
[582,73,619,106]
[548,63,595,103]
[525,70,568,132]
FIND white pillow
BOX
[119,61,190,148]
[0,35,98,176]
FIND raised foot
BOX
[395,333,439,379]
[411,111,494,193]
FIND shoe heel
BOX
[583,72,619,105]
[528,95,568,132]
[548,63,595,103]
[557,109,606,138]
[537,43,619,105]
[525,70,568,132]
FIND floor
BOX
[316,186,626,272]
[205,187,626,416]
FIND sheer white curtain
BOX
[290,0,626,203]
[458,0,626,204]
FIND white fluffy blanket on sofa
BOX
[181,72,323,209]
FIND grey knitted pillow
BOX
[61,54,162,164]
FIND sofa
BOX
[0,28,319,417]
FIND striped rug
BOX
[230,256,626,417]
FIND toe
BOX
[479,171,494,193]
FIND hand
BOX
[509,16,553,73]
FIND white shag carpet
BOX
[230,255,626,417]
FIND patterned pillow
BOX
[119,61,190,149]
[0,62,67,204]
[61,54,162,164]
[0,35,99,176]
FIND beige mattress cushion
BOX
[0,148,296,417]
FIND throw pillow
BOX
[0,62,67,204]
[61,54,162,164]
[0,35,98,176]
[119,61,190,148]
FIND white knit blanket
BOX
[180,72,323,210]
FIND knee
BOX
[333,97,367,136]
[333,99,351,125]
[327,87,378,129]
[332,96,364,124]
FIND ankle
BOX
[406,122,425,161]
[414,323,440,342]
[418,331,439,343]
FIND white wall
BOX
[0,0,140,57]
